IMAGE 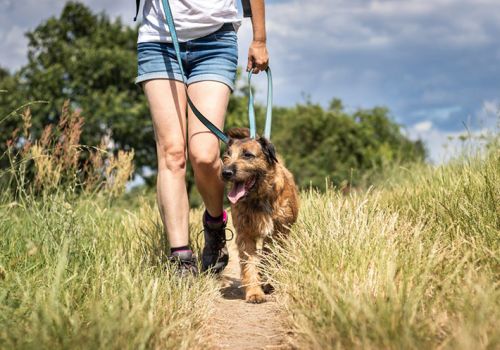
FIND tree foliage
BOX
[0,2,151,170]
[269,99,425,189]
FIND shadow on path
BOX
[220,276,245,300]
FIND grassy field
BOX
[1,113,498,349]
[0,106,219,349]
[270,148,499,349]
[0,192,218,349]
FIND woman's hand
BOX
[247,0,268,74]
[247,40,269,74]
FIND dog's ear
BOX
[258,137,278,165]
[227,127,250,140]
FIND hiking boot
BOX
[168,250,199,277]
[201,210,231,273]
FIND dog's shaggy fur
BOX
[222,128,299,303]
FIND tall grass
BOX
[270,147,499,349]
[2,101,135,198]
[0,103,218,349]
[2,101,499,349]
[0,195,218,349]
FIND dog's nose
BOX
[222,167,234,180]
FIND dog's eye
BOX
[242,151,255,159]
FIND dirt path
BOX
[205,239,293,350]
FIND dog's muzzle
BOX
[222,166,235,181]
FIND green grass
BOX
[0,193,217,349]
[1,143,498,349]
[269,148,499,349]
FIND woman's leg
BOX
[188,81,231,273]
[187,81,231,217]
[143,79,189,249]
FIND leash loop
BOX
[247,68,273,140]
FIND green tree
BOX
[270,99,425,189]
[0,2,151,173]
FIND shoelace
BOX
[198,226,235,250]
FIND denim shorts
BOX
[136,24,238,91]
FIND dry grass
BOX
[0,195,218,350]
[0,102,217,349]
[1,101,498,349]
[269,147,499,349]
[3,101,134,197]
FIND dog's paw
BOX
[245,290,266,304]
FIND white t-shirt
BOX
[138,0,242,43]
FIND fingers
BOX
[247,56,269,74]
[253,61,268,74]
[247,56,255,73]
[247,41,269,74]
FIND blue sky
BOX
[1,0,499,162]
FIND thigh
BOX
[187,81,231,158]
[143,79,188,151]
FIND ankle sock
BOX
[204,210,226,224]
[170,245,191,255]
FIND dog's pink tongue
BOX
[228,182,246,204]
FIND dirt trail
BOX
[205,239,293,350]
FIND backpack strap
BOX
[134,0,140,21]
[241,0,252,17]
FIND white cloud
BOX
[476,99,499,131]
[407,97,497,163]
[413,120,433,132]
[481,99,499,116]
[264,0,500,52]
[0,26,28,70]
[407,124,490,164]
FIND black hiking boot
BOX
[201,210,231,274]
[168,250,199,277]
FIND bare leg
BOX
[143,79,189,248]
[187,81,231,217]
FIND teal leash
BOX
[161,0,274,142]
[247,68,273,139]
[161,0,229,144]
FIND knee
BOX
[190,149,220,173]
[158,145,186,174]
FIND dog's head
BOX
[222,127,278,204]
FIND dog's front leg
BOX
[237,235,265,303]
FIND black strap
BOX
[134,0,140,21]
[242,0,252,17]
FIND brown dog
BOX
[221,128,299,303]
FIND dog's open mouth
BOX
[227,177,256,204]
